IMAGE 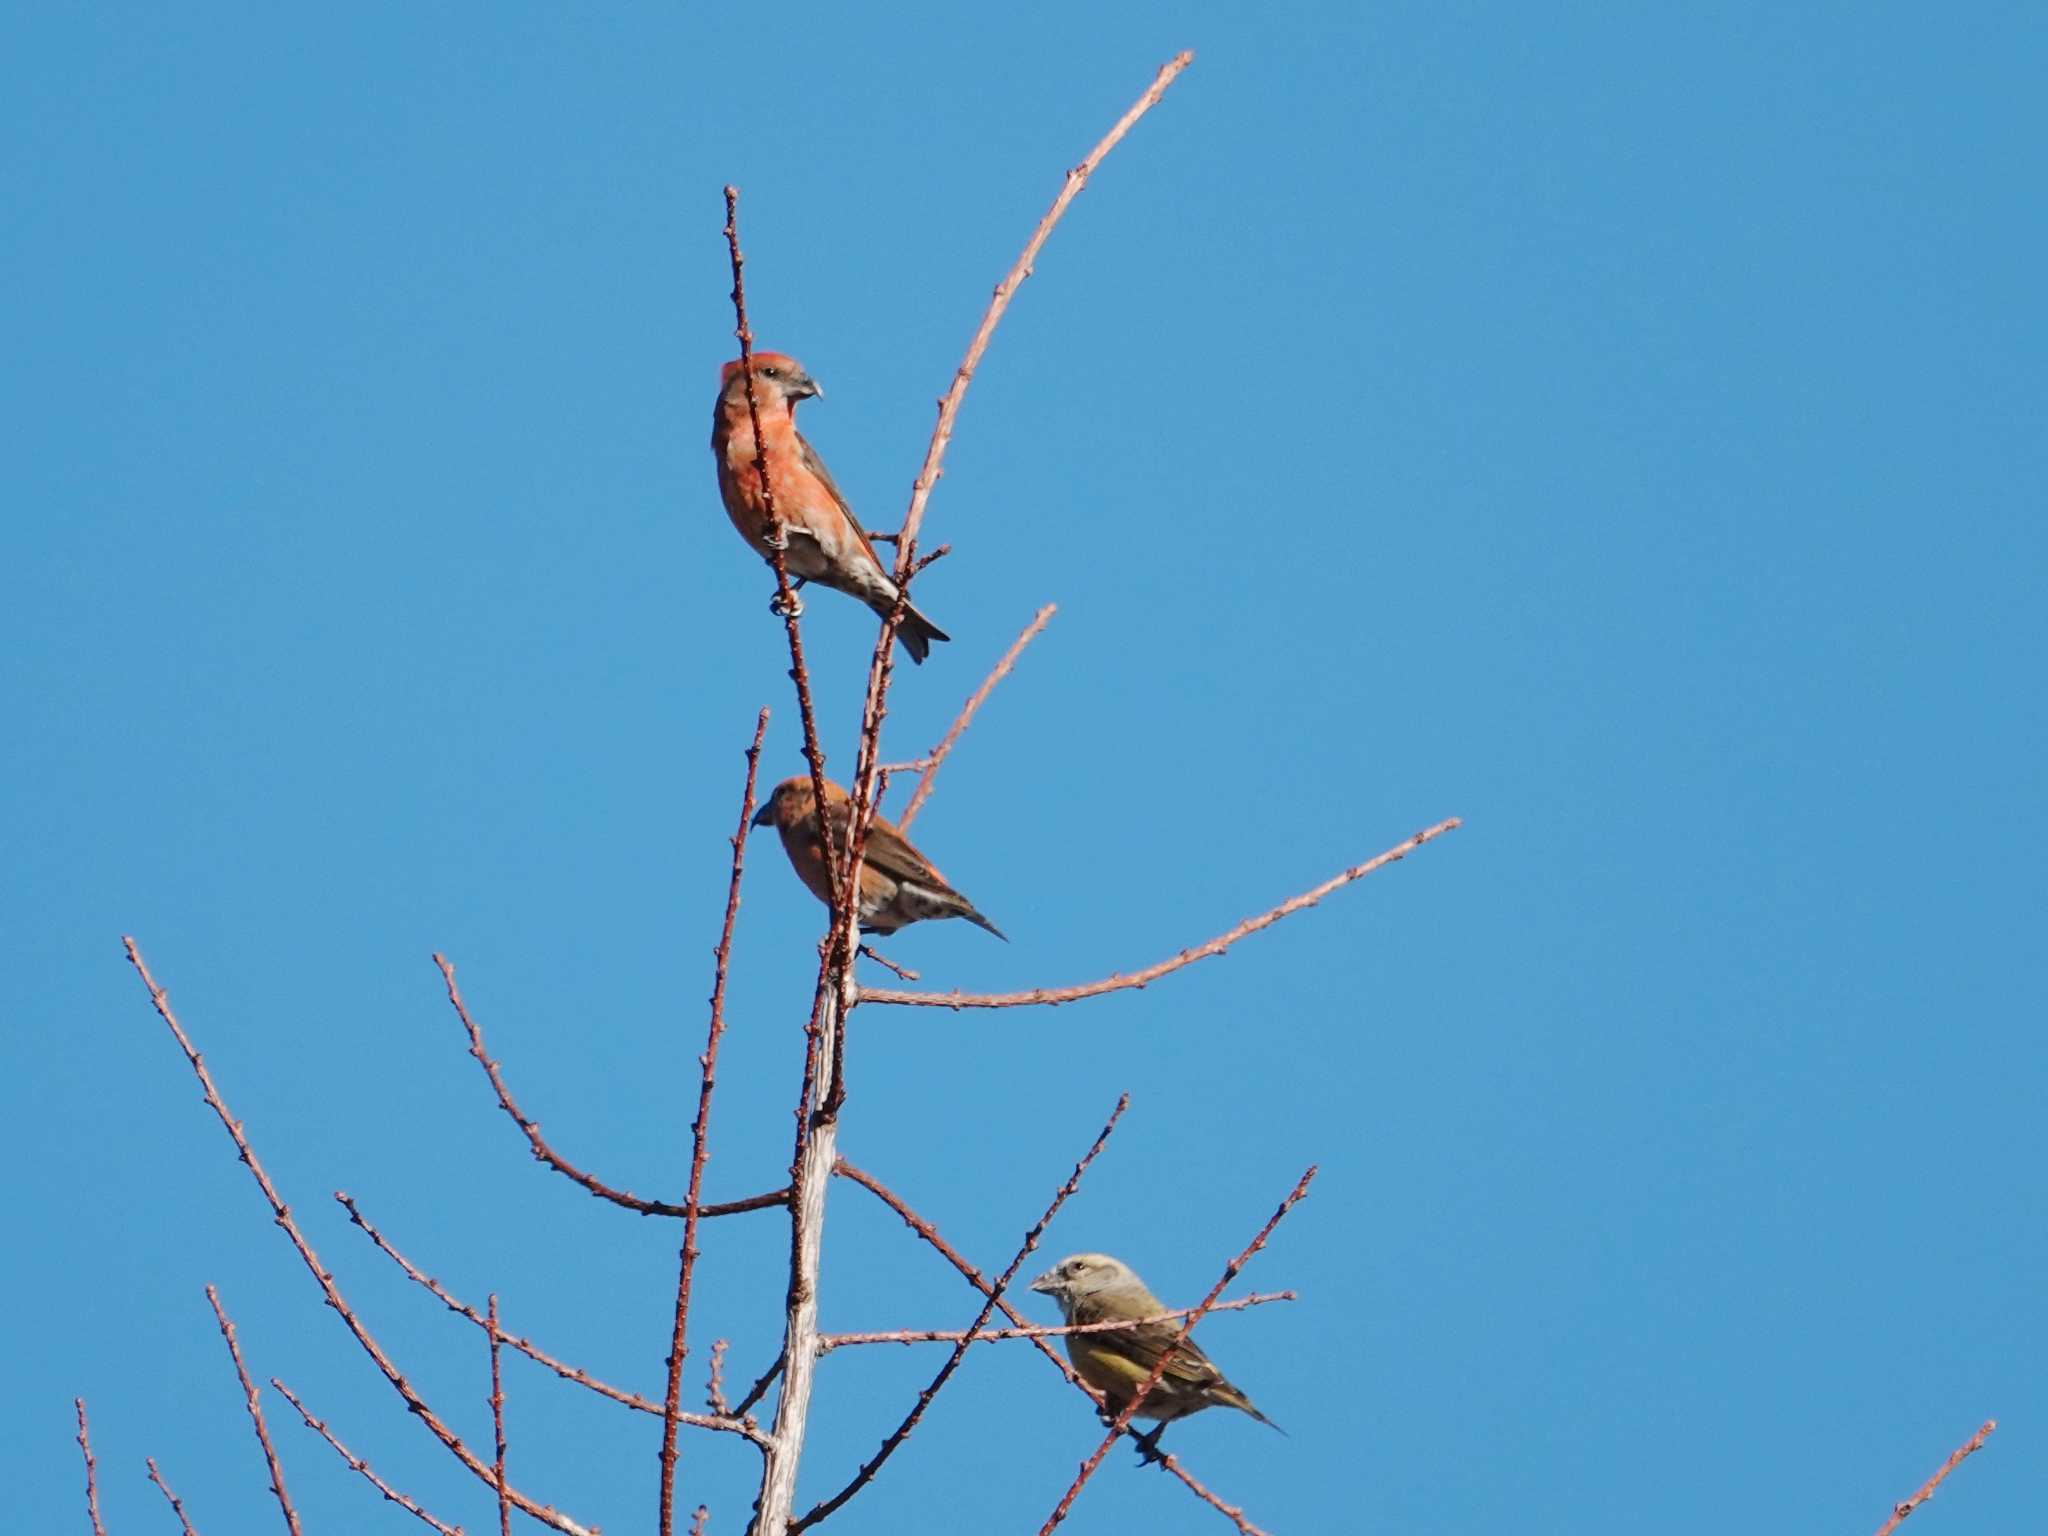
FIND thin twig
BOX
[865,818,1461,1009]
[123,941,597,1536]
[720,188,864,1479]
[732,1354,785,1422]
[1873,1421,1997,1536]
[831,1159,1264,1534]
[833,1159,1091,1392]
[206,1286,303,1536]
[855,944,919,983]
[1037,1167,1317,1536]
[838,47,1195,1112]
[706,1340,731,1417]
[489,1295,510,1536]
[887,51,1193,576]
[662,709,771,1536]
[272,1379,465,1536]
[690,1510,710,1536]
[721,186,841,911]
[724,185,865,1536]
[333,1193,763,1440]
[147,1458,203,1536]
[432,951,785,1221]
[74,1400,107,1536]
[816,1292,1294,1352]
[790,1097,1129,1531]
[895,604,1056,832]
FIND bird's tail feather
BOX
[871,596,949,663]
[962,905,1007,942]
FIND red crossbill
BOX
[710,353,948,662]
[752,776,1003,939]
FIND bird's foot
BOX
[1130,1425,1168,1467]
[769,587,805,619]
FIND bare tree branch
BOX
[662,708,770,1536]
[791,1097,1129,1530]
[706,1340,731,1417]
[74,1400,107,1536]
[333,1193,763,1441]
[733,1354,785,1422]
[1873,1421,1997,1536]
[888,51,1193,577]
[863,819,1461,1010]
[895,604,1055,832]
[488,1295,510,1536]
[838,47,1197,1115]
[272,1380,464,1536]
[721,187,842,911]
[147,1458,203,1536]
[123,940,597,1536]
[1037,1166,1316,1535]
[723,181,872,1536]
[816,1292,1294,1353]
[433,951,786,1221]
[205,1287,303,1536]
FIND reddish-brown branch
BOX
[721,186,842,912]
[661,708,770,1536]
[830,1159,1262,1534]
[887,51,1193,577]
[1037,1166,1316,1536]
[74,1400,107,1536]
[816,1292,1294,1353]
[432,950,784,1220]
[841,49,1194,1111]
[833,1159,1091,1391]
[123,940,597,1536]
[855,944,919,982]
[271,1380,464,1536]
[790,1097,1129,1532]
[333,1192,763,1441]
[1873,1421,1997,1536]
[147,1458,203,1536]
[864,818,1461,1010]
[489,1295,510,1536]
[206,1286,303,1536]
[895,604,1056,832]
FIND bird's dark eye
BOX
[763,366,781,378]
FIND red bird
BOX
[710,352,948,663]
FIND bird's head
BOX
[752,775,846,831]
[1029,1252,1144,1309]
[720,352,822,411]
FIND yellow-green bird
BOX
[1029,1252,1282,1461]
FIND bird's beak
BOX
[794,374,822,401]
[751,803,775,828]
[1028,1268,1057,1295]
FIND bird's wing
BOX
[860,817,952,891]
[1086,1318,1229,1392]
[795,429,885,568]
[821,800,931,880]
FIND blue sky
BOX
[5,4,2043,1532]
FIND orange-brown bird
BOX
[752,776,1004,939]
[710,352,948,662]
[1030,1252,1283,1463]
